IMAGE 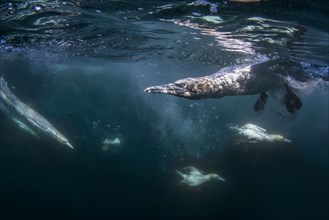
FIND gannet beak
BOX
[64,141,74,149]
[212,174,226,182]
[282,138,292,143]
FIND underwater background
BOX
[0,0,328,219]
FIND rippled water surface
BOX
[0,1,328,219]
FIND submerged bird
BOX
[175,166,225,187]
[101,137,123,153]
[228,123,291,144]
[0,77,74,149]
[144,58,303,114]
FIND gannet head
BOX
[270,134,291,143]
[55,133,74,149]
[62,140,74,149]
[144,76,220,100]
[209,173,226,182]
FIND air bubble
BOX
[34,5,43,12]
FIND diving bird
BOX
[0,77,74,149]
[228,123,291,144]
[175,166,225,187]
[144,58,303,114]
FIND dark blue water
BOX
[0,1,328,219]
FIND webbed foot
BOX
[284,84,303,114]
[253,92,269,112]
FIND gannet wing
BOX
[183,166,204,175]
[243,123,267,132]
[226,123,240,131]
